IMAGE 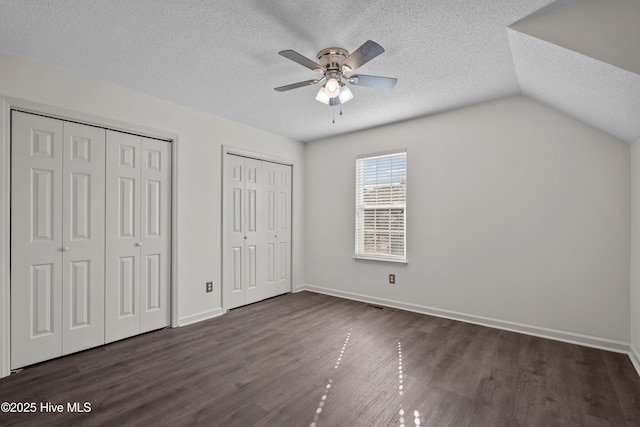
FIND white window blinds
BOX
[355,150,407,262]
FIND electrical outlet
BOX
[389,274,395,284]
[206,282,213,293]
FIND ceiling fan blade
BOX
[348,74,397,89]
[340,40,385,71]
[279,50,324,72]
[274,79,322,92]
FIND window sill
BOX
[353,255,408,264]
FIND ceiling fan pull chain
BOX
[340,106,343,116]
[332,106,335,124]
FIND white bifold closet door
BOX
[223,154,291,310]
[11,113,171,369]
[105,131,171,343]
[11,112,106,369]
[263,161,292,296]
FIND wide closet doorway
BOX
[10,111,172,370]
[222,152,292,310]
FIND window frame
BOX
[354,149,407,263]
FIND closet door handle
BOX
[135,242,142,247]
[62,246,70,252]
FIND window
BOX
[355,150,407,262]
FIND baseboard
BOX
[299,284,630,354]
[630,344,640,377]
[178,308,224,327]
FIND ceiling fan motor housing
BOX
[317,48,350,78]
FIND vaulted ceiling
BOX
[0,0,638,143]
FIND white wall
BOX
[305,95,630,348]
[630,137,640,370]
[0,51,306,325]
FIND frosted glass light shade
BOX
[339,85,354,104]
[315,87,330,104]
[325,78,340,98]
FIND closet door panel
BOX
[105,131,141,343]
[223,155,247,309]
[140,137,171,332]
[11,112,64,369]
[61,122,106,354]
[261,162,278,299]
[275,164,292,295]
[243,158,263,305]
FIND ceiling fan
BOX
[274,40,397,106]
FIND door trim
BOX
[221,145,294,312]
[224,146,293,166]
[0,95,180,378]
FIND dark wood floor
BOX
[1,291,639,426]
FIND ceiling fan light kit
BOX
[275,40,397,111]
[315,84,354,106]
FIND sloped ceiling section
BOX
[508,0,640,143]
[511,0,640,75]
[508,28,640,144]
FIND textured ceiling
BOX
[0,0,637,143]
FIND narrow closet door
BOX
[61,122,106,354]
[11,112,64,369]
[262,162,279,299]
[274,163,292,295]
[140,137,171,333]
[105,131,142,343]
[243,158,263,305]
[223,155,247,309]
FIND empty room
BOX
[1,0,640,426]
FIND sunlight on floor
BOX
[310,330,352,427]
[311,334,424,426]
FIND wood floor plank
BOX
[0,291,638,426]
